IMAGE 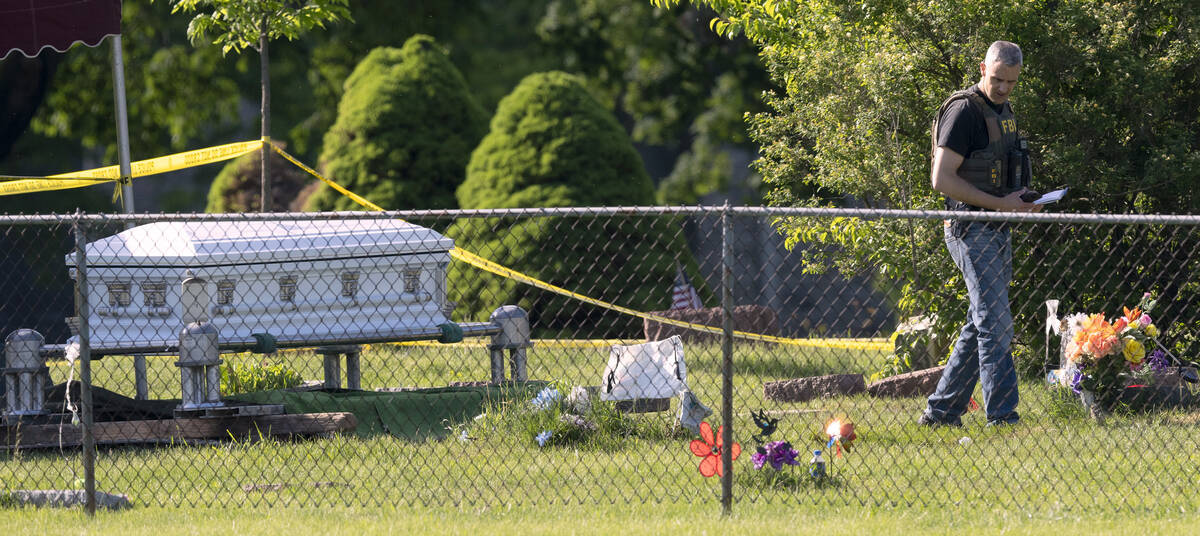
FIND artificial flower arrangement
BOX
[1059,293,1172,410]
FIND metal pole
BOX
[73,216,96,516]
[259,17,272,212]
[720,202,734,516]
[134,355,148,400]
[110,35,135,214]
[345,351,360,391]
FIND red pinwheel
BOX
[689,421,741,477]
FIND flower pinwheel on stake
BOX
[825,419,857,458]
[689,421,741,478]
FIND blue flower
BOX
[535,430,553,447]
[530,387,562,411]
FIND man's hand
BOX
[997,188,1042,213]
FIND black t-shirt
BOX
[936,86,1006,159]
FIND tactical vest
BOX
[931,88,1031,202]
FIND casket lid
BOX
[68,220,454,267]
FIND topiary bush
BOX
[446,71,705,338]
[305,35,487,211]
[205,143,314,213]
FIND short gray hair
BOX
[984,41,1023,66]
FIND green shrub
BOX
[446,71,705,337]
[305,35,487,211]
[1013,342,1048,382]
[205,143,314,213]
[220,358,303,396]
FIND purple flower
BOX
[1069,370,1083,394]
[1146,349,1169,373]
[752,441,800,470]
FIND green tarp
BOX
[231,383,545,441]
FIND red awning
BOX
[0,0,122,60]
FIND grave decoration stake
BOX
[824,418,857,458]
[750,409,779,445]
[967,397,981,412]
[809,449,826,478]
[689,421,741,478]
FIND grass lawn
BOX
[3,340,1200,514]
[5,503,1200,535]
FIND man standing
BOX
[920,41,1040,427]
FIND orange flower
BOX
[689,421,741,478]
[1123,306,1143,326]
[1112,317,1128,333]
[1074,313,1121,358]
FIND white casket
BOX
[67,219,453,351]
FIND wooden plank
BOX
[173,404,285,418]
[1,412,357,450]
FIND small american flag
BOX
[671,264,702,310]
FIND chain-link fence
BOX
[2,207,1199,512]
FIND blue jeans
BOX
[924,221,1020,424]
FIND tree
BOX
[537,0,770,203]
[165,0,350,212]
[292,1,558,159]
[26,2,241,168]
[652,0,1200,370]
[446,71,705,336]
[6,2,763,213]
[303,35,487,212]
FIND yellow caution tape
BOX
[0,140,263,196]
[10,138,887,352]
[449,247,889,350]
[266,143,891,352]
[268,142,385,212]
[391,338,885,350]
[393,339,644,349]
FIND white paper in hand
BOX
[1034,188,1068,205]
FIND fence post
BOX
[72,214,96,516]
[720,202,734,515]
